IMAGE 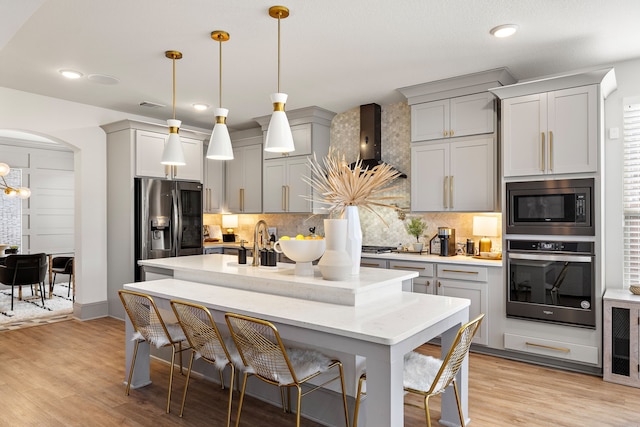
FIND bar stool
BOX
[225,312,350,427]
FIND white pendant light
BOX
[264,5,295,154]
[161,50,186,166]
[206,31,234,160]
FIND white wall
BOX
[0,87,169,319]
[603,58,640,289]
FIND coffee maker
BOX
[437,227,456,257]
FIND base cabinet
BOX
[604,290,640,388]
[389,260,489,345]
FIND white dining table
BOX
[123,277,470,427]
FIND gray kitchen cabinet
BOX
[263,156,311,213]
[603,289,640,388]
[225,129,262,213]
[501,85,597,177]
[203,151,224,213]
[263,123,313,159]
[388,259,489,345]
[411,136,495,212]
[256,106,335,214]
[410,92,495,142]
[360,258,388,269]
[135,129,203,181]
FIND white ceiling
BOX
[1,0,639,133]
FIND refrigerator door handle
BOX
[173,186,181,257]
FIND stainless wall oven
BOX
[506,178,594,236]
[506,239,595,328]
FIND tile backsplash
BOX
[208,99,501,252]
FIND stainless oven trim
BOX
[508,252,593,263]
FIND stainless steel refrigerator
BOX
[134,178,203,281]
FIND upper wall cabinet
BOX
[135,130,203,181]
[490,68,618,178]
[203,151,224,214]
[254,106,336,214]
[501,86,597,177]
[225,129,263,213]
[410,92,495,142]
[102,120,206,182]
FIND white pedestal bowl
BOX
[273,239,326,276]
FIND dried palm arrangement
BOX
[303,148,403,224]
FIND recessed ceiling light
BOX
[490,24,518,38]
[59,69,83,79]
[193,103,209,111]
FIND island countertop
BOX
[138,254,418,306]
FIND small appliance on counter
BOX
[437,227,456,257]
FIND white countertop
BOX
[124,278,469,346]
[138,254,418,306]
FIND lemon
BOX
[280,236,291,240]
[295,234,305,240]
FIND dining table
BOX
[125,255,471,427]
[0,249,74,299]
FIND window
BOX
[623,101,640,285]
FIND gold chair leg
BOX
[125,340,140,396]
[337,363,350,427]
[453,381,466,427]
[424,395,432,427]
[179,350,195,418]
[225,365,235,427]
[166,346,177,414]
[295,385,302,427]
[235,372,249,427]
[353,373,366,427]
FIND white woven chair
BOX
[225,312,350,427]
[118,289,190,414]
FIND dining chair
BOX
[0,253,47,310]
[51,256,74,300]
[352,314,485,427]
[118,289,190,414]
[170,300,240,427]
[225,312,350,427]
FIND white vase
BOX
[318,219,352,281]
[343,205,362,275]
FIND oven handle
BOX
[508,252,593,263]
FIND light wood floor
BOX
[1,317,640,427]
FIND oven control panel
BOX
[508,240,594,254]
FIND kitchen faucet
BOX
[252,220,269,266]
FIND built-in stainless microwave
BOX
[506,178,594,236]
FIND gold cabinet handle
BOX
[441,269,479,275]
[286,185,290,211]
[541,132,545,172]
[361,262,381,267]
[443,176,449,208]
[443,130,448,137]
[449,175,454,209]
[240,188,245,212]
[549,130,553,171]
[525,342,570,353]
[450,129,454,136]
[427,280,431,287]
[437,280,441,288]
[392,265,425,271]
[282,185,287,211]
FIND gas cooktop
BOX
[361,245,397,254]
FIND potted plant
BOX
[6,245,19,254]
[405,217,427,252]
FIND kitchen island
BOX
[130,254,470,426]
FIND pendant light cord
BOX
[219,37,223,107]
[172,57,176,120]
[277,13,281,93]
